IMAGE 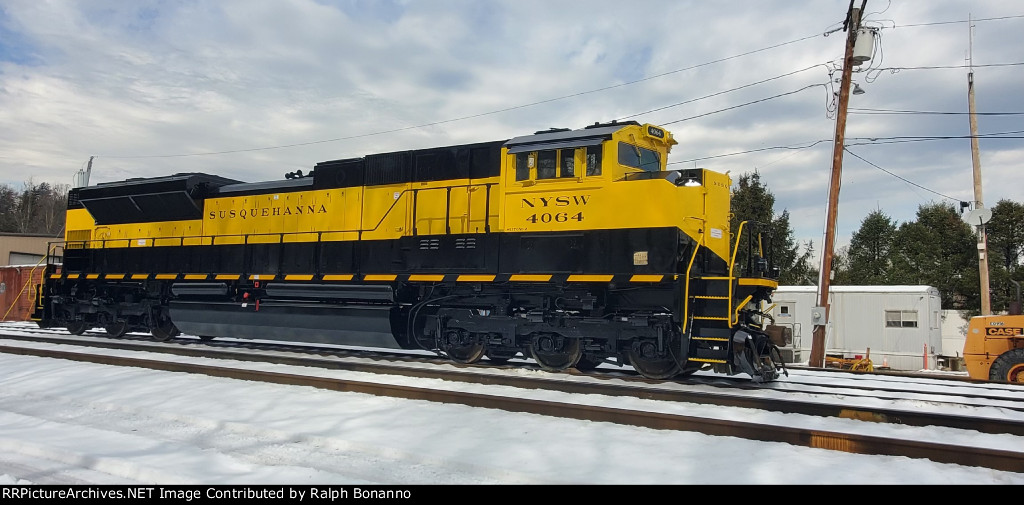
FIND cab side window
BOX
[536,150,557,179]
[560,149,576,178]
[586,145,602,176]
[516,152,532,181]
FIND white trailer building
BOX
[767,285,943,371]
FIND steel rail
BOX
[1,343,1023,473]
[2,330,1023,436]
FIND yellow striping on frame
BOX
[86,274,100,279]
[738,278,779,288]
[321,274,353,281]
[105,274,125,280]
[408,274,445,282]
[215,274,240,280]
[509,274,552,282]
[49,274,61,279]
[629,275,664,282]
[131,274,149,280]
[155,274,178,280]
[567,274,613,282]
[456,275,495,282]
[249,274,276,281]
[184,274,208,280]
[364,274,397,281]
[67,274,79,279]
[284,274,314,281]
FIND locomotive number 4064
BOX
[526,212,584,224]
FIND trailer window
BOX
[885,310,918,328]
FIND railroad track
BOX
[3,323,1021,410]
[2,327,1023,473]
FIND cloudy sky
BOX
[1,0,1021,257]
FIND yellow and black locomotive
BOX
[35,121,785,381]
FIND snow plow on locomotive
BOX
[33,121,787,381]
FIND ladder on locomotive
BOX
[684,221,763,366]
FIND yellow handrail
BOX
[681,227,706,334]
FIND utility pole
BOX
[968,16,992,315]
[809,1,865,368]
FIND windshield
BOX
[617,142,661,172]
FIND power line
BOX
[843,148,961,202]
[616,64,826,121]
[671,129,1024,163]
[669,140,830,165]
[850,108,1024,116]
[846,129,1024,146]
[866,62,1024,71]
[659,84,825,126]
[891,13,1024,28]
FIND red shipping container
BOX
[0,265,50,322]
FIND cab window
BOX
[618,142,661,172]
[515,152,532,181]
[537,150,557,179]
[586,145,602,176]
[516,148,590,181]
[560,149,576,178]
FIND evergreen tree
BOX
[890,202,978,310]
[986,199,1024,311]
[845,210,898,285]
[0,184,18,232]
[729,172,814,285]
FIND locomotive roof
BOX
[504,122,635,154]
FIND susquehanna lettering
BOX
[208,204,328,220]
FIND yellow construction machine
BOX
[964,282,1024,383]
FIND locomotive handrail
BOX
[732,294,753,326]
[681,220,706,335]
[64,181,498,250]
[729,220,748,281]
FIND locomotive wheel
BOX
[104,320,129,338]
[442,330,485,364]
[989,349,1024,383]
[628,340,681,380]
[529,333,581,372]
[151,321,180,342]
[66,321,88,336]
